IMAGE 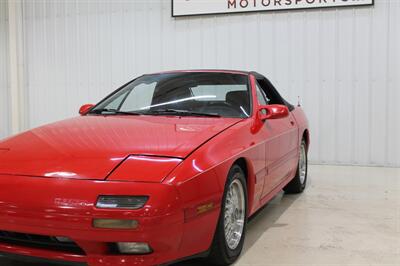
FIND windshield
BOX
[90,72,251,118]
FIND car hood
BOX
[0,115,241,180]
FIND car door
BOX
[256,79,299,199]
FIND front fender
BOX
[163,118,265,255]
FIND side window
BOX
[257,78,284,105]
[256,83,269,105]
[120,82,157,111]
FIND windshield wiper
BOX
[90,108,141,115]
[145,109,221,117]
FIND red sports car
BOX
[0,70,309,266]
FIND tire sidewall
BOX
[299,140,308,190]
[220,165,248,260]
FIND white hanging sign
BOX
[172,0,374,17]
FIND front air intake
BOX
[0,230,85,255]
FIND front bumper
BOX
[0,174,185,266]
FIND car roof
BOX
[148,69,252,76]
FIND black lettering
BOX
[275,0,282,5]
[228,0,236,8]
[262,0,271,6]
[240,0,249,7]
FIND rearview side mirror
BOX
[258,104,289,121]
[79,104,94,115]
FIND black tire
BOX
[283,139,308,194]
[207,165,248,266]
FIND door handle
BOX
[290,121,295,126]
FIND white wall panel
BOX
[0,1,10,139]
[19,0,400,167]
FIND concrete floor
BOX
[1,165,399,266]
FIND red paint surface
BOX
[0,116,239,179]
[0,71,309,265]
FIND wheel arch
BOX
[302,129,310,152]
[232,157,255,218]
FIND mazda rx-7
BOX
[0,70,309,266]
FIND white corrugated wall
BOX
[0,1,10,139]
[9,0,400,166]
